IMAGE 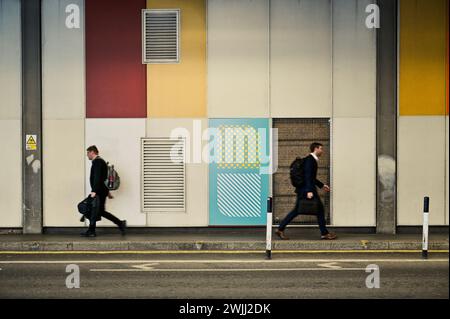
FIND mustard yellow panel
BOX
[399,0,448,116]
[147,0,206,117]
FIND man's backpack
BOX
[105,162,120,191]
[290,157,305,188]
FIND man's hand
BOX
[323,185,331,192]
[90,192,96,198]
[107,192,114,199]
[307,192,314,199]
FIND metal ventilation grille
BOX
[141,138,186,212]
[142,9,180,63]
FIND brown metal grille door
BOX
[273,118,331,225]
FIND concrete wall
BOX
[42,0,86,227]
[146,119,208,226]
[0,0,22,227]
[331,0,376,226]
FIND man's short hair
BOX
[309,142,323,153]
[86,145,99,154]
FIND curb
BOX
[0,240,448,252]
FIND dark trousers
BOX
[278,192,329,236]
[88,194,121,231]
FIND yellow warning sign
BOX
[26,135,37,151]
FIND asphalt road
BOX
[0,252,448,299]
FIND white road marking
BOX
[131,263,157,271]
[89,267,369,272]
[0,258,447,264]
[317,262,342,269]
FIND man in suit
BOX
[275,142,337,240]
[81,145,127,237]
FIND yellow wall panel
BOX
[147,0,206,117]
[399,0,448,116]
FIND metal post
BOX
[422,196,430,259]
[266,197,273,260]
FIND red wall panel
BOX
[86,0,146,118]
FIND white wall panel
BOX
[43,120,85,227]
[85,119,147,227]
[445,115,448,225]
[146,119,208,226]
[398,116,447,225]
[42,0,85,120]
[207,0,269,118]
[271,0,331,117]
[332,117,376,226]
[0,120,22,227]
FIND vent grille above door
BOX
[141,138,186,212]
[142,9,180,63]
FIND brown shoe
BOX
[321,232,337,240]
[275,230,289,240]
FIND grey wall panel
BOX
[332,0,376,118]
[207,0,269,118]
[42,0,85,120]
[0,0,21,120]
[271,0,332,118]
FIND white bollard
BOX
[266,197,273,260]
[422,196,430,259]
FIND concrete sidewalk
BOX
[0,228,448,252]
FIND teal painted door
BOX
[209,119,270,226]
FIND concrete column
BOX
[376,0,398,234]
[21,0,43,234]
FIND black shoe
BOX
[80,230,96,237]
[80,216,86,223]
[118,220,127,235]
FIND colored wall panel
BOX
[399,0,448,116]
[398,116,447,225]
[0,120,22,227]
[86,0,146,118]
[43,120,85,227]
[332,118,376,226]
[332,0,376,118]
[85,119,147,226]
[271,0,331,118]
[42,0,85,120]
[207,0,269,118]
[146,118,208,226]
[209,119,270,226]
[147,0,206,118]
[0,0,21,120]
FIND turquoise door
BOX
[209,119,270,226]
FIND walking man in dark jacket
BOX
[81,145,126,237]
[275,142,337,240]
